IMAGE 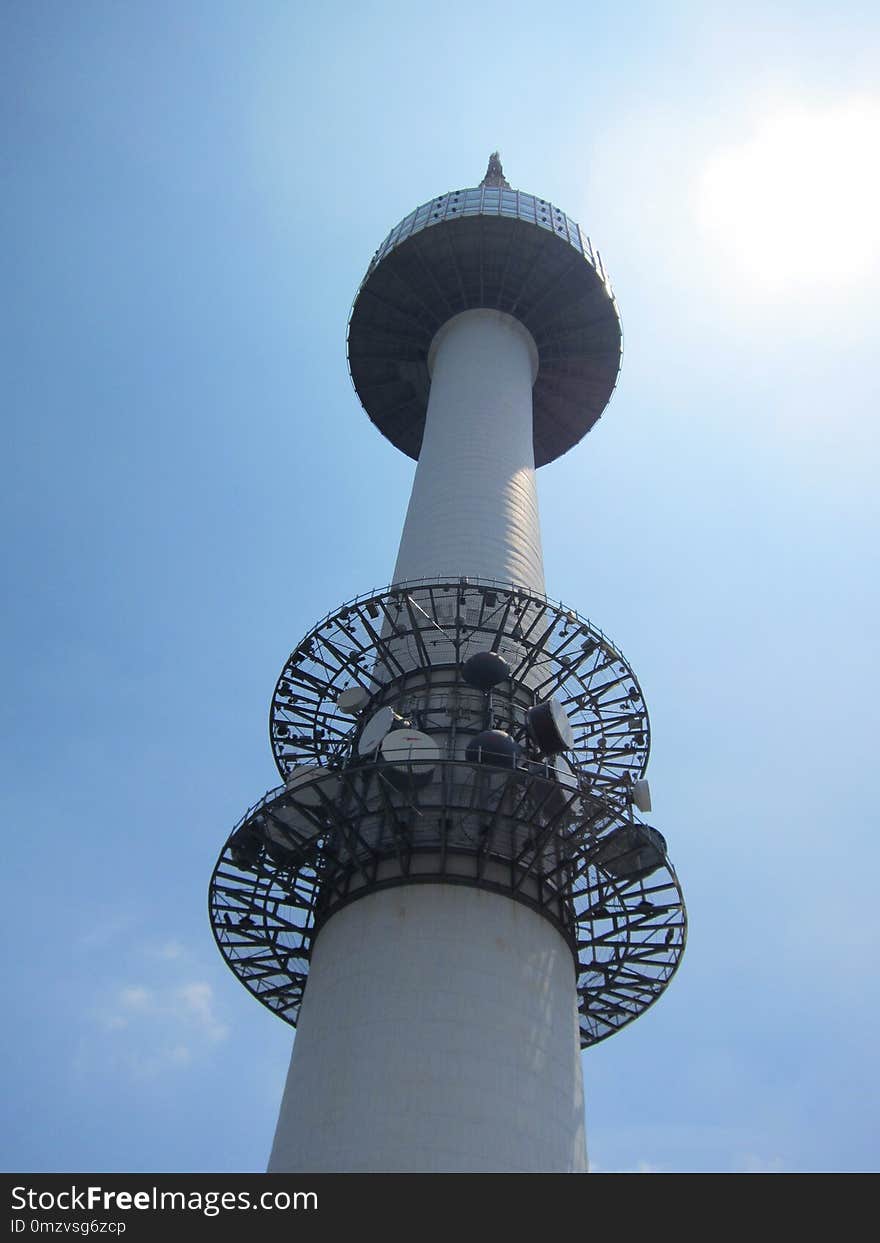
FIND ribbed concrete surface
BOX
[268,885,586,1172]
[392,310,545,594]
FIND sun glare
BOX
[696,99,880,293]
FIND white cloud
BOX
[175,981,228,1044]
[736,1154,787,1174]
[104,979,228,1043]
[590,1159,663,1174]
[119,986,152,1010]
[89,968,230,1079]
[75,913,138,951]
[147,940,186,962]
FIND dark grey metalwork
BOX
[210,573,687,1049]
[347,157,622,466]
[209,757,685,1049]
[268,578,651,800]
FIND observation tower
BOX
[209,154,687,1173]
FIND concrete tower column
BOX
[393,309,545,594]
[267,314,587,1176]
[267,886,587,1172]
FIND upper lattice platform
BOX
[347,155,623,467]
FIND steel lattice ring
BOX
[269,578,651,799]
[209,760,685,1048]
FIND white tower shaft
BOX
[268,308,587,1173]
[393,310,545,594]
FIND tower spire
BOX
[479,150,510,189]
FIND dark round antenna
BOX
[465,728,521,768]
[527,697,575,754]
[462,650,511,690]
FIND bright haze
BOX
[3,1,877,1173]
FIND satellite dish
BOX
[282,755,325,805]
[336,685,370,715]
[465,729,521,769]
[358,706,408,756]
[228,824,262,868]
[593,824,667,881]
[253,800,311,865]
[533,754,583,820]
[262,818,308,865]
[380,729,441,788]
[462,650,511,690]
[551,754,579,788]
[527,698,575,755]
[284,763,339,808]
[632,778,652,813]
[381,729,440,766]
[264,769,342,861]
[549,755,583,816]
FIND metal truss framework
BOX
[269,578,652,797]
[210,578,687,1049]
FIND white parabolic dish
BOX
[380,728,441,767]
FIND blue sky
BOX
[3,1,878,1173]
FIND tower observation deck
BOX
[209,154,686,1173]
